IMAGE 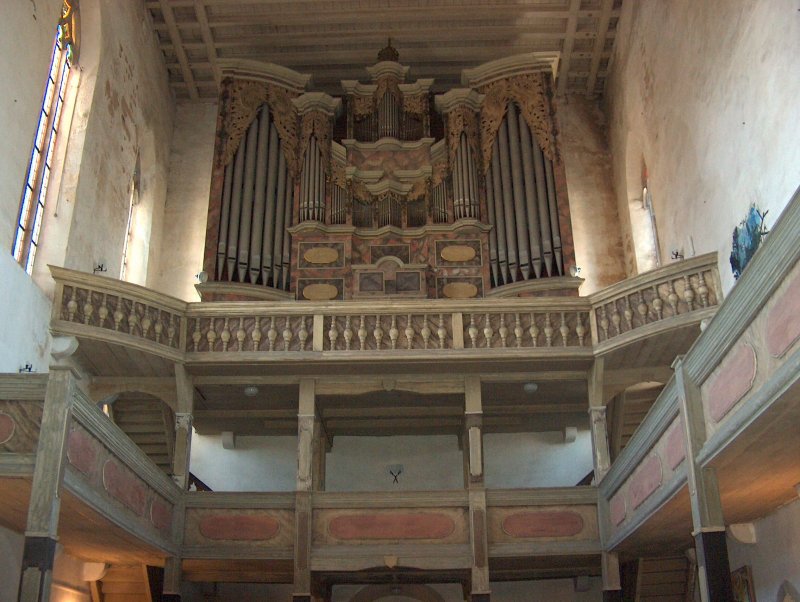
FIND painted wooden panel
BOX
[628,454,663,510]
[199,514,281,541]
[501,510,584,538]
[0,401,43,453]
[765,270,800,357]
[705,343,757,423]
[328,512,455,540]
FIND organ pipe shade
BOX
[486,102,563,286]
[217,104,294,290]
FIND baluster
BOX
[374,315,384,350]
[637,291,648,325]
[468,314,479,349]
[576,315,587,346]
[67,287,78,321]
[483,313,494,348]
[298,317,309,351]
[514,313,523,348]
[560,312,570,346]
[544,313,554,347]
[437,314,447,349]
[667,279,679,316]
[498,314,508,348]
[268,316,278,351]
[141,309,152,340]
[697,272,709,307]
[206,318,217,351]
[192,319,201,352]
[610,303,621,336]
[358,315,367,351]
[598,306,609,339]
[221,317,231,352]
[236,318,246,351]
[329,317,340,350]
[624,296,634,330]
[389,315,399,350]
[283,316,293,351]
[405,314,415,349]
[529,312,539,347]
[652,285,664,320]
[683,274,695,311]
[252,317,262,351]
[421,316,432,349]
[83,292,94,325]
[154,310,163,344]
[343,316,353,351]
[113,298,124,331]
[128,302,139,335]
[167,314,177,347]
[98,293,109,327]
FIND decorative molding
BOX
[461,52,560,88]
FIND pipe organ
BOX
[202,47,576,301]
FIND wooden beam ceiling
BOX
[145,0,623,100]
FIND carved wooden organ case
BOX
[202,51,576,301]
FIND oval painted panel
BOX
[440,245,477,263]
[442,282,478,299]
[502,511,584,538]
[303,247,340,265]
[302,283,339,301]
[0,412,15,445]
[102,459,147,516]
[199,514,280,541]
[67,428,99,475]
[328,513,455,540]
[766,271,800,357]
[628,454,663,510]
[705,343,757,423]
[150,498,173,532]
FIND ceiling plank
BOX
[159,0,200,100]
[586,0,615,96]
[556,0,582,96]
[194,0,221,86]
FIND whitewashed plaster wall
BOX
[727,498,800,602]
[153,101,218,300]
[558,96,627,294]
[605,0,800,293]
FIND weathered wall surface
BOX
[153,101,218,300]
[605,0,800,293]
[558,96,627,293]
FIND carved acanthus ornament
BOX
[375,74,402,106]
[352,94,375,118]
[430,158,449,188]
[445,106,481,172]
[222,79,300,175]
[299,110,333,176]
[331,162,347,188]
[478,73,556,172]
[402,93,428,116]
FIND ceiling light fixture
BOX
[243,385,259,397]
[523,382,538,394]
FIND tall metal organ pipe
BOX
[484,101,563,286]
[217,104,294,290]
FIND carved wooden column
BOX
[17,367,76,602]
[294,378,323,601]
[674,358,733,602]
[588,358,611,483]
[464,375,490,601]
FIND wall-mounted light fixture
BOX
[195,271,208,283]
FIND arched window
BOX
[12,0,79,274]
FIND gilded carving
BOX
[478,73,556,172]
[222,80,300,176]
[375,74,402,106]
[299,110,333,175]
[352,94,375,118]
[402,93,428,116]
[445,106,481,172]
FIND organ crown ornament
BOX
[377,38,400,63]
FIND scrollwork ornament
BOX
[478,73,556,172]
[445,106,481,173]
[299,110,334,176]
[374,74,402,106]
[402,93,428,116]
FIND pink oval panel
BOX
[610,492,626,526]
[705,343,757,423]
[628,454,663,510]
[67,428,99,475]
[102,459,148,516]
[664,416,686,470]
[502,511,584,538]
[199,515,280,541]
[150,498,174,532]
[766,271,800,357]
[328,513,455,540]
[0,413,14,445]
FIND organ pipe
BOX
[497,118,519,282]
[238,119,259,282]
[545,159,563,275]
[532,133,554,277]
[271,150,287,288]
[261,123,280,284]
[506,104,531,280]
[216,161,233,280]
[490,142,509,284]
[485,164,500,286]
[226,135,245,281]
[249,108,270,284]
[518,113,543,278]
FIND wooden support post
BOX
[294,378,319,601]
[172,365,194,490]
[588,358,611,483]
[162,556,182,601]
[601,551,621,601]
[18,368,76,602]
[464,375,490,601]
[674,358,733,602]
